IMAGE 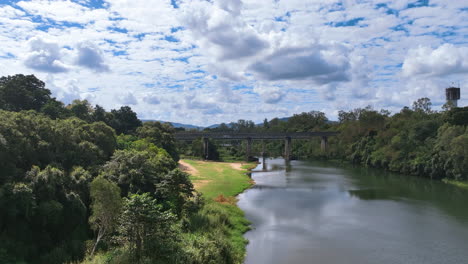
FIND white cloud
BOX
[117,92,138,105]
[24,37,70,73]
[17,0,109,24]
[0,0,467,126]
[75,42,110,72]
[143,94,160,105]
[249,45,351,83]
[402,44,468,77]
[254,84,286,104]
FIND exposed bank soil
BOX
[229,163,244,170]
[178,160,199,175]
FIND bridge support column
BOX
[202,137,209,160]
[245,137,252,161]
[321,136,328,152]
[261,139,265,157]
[284,137,292,160]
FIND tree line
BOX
[0,74,247,263]
[180,100,468,181]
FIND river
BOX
[237,158,468,264]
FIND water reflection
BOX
[238,158,468,264]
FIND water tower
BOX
[446,86,460,107]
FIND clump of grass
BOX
[214,194,238,205]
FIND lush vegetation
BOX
[1,73,466,263]
[180,160,256,262]
[180,100,468,181]
[0,74,251,264]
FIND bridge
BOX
[174,132,339,160]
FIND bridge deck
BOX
[174,132,339,140]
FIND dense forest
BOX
[0,74,248,264]
[181,99,468,181]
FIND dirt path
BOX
[178,160,199,176]
[229,163,243,171]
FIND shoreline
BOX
[179,159,256,263]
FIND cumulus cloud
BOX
[254,84,286,104]
[216,80,241,103]
[24,37,69,73]
[185,94,223,114]
[182,0,269,61]
[17,0,109,24]
[402,44,468,77]
[249,46,351,84]
[143,94,160,105]
[117,92,138,105]
[46,76,82,104]
[75,42,110,72]
[217,0,242,16]
[2,0,467,125]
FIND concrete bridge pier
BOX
[202,137,209,160]
[284,137,292,160]
[261,139,265,157]
[321,136,328,152]
[245,137,253,161]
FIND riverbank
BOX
[179,159,256,262]
[443,179,468,190]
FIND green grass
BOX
[182,159,256,262]
[183,160,255,199]
[443,179,468,190]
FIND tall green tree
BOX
[89,177,122,256]
[117,193,178,263]
[67,99,93,122]
[110,106,142,135]
[0,74,51,111]
[137,121,179,161]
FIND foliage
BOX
[0,74,51,111]
[0,74,251,264]
[0,166,88,264]
[89,177,122,256]
[101,148,175,197]
[137,121,179,161]
[116,193,179,263]
[180,159,255,264]
[109,106,142,135]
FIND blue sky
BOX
[0,0,467,125]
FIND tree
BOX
[110,106,142,135]
[412,97,432,114]
[67,99,93,121]
[263,118,269,129]
[102,148,176,196]
[137,121,179,161]
[89,177,122,256]
[446,106,468,126]
[155,169,194,216]
[40,98,70,119]
[91,104,112,124]
[117,193,177,262]
[287,111,327,132]
[0,74,51,111]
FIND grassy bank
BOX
[180,160,256,262]
[443,179,468,190]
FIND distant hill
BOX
[207,117,292,129]
[142,116,335,130]
[141,120,203,130]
